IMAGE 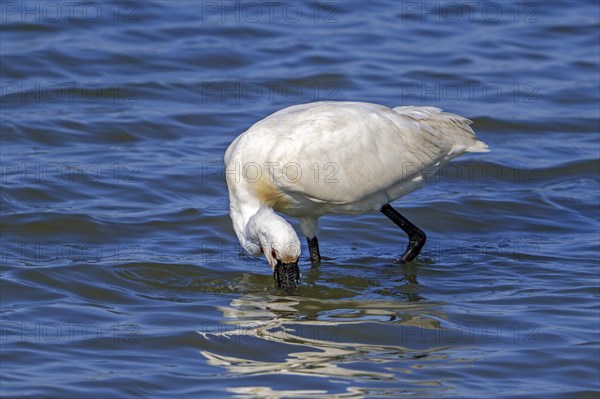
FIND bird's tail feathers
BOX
[393,105,490,153]
[466,140,490,153]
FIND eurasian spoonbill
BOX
[225,101,489,291]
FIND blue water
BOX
[1,1,599,398]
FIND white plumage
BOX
[224,101,489,289]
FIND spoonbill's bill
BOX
[225,101,489,291]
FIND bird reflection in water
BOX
[197,279,452,397]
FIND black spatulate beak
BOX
[273,260,300,292]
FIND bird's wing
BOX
[235,102,488,206]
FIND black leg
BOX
[307,236,321,264]
[380,204,426,262]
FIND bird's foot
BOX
[307,236,322,265]
[310,257,321,266]
[400,234,426,263]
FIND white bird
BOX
[224,101,489,291]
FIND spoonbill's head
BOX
[263,238,300,292]
[244,207,301,292]
[259,221,301,292]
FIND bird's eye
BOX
[271,249,278,259]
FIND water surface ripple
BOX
[1,1,599,398]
